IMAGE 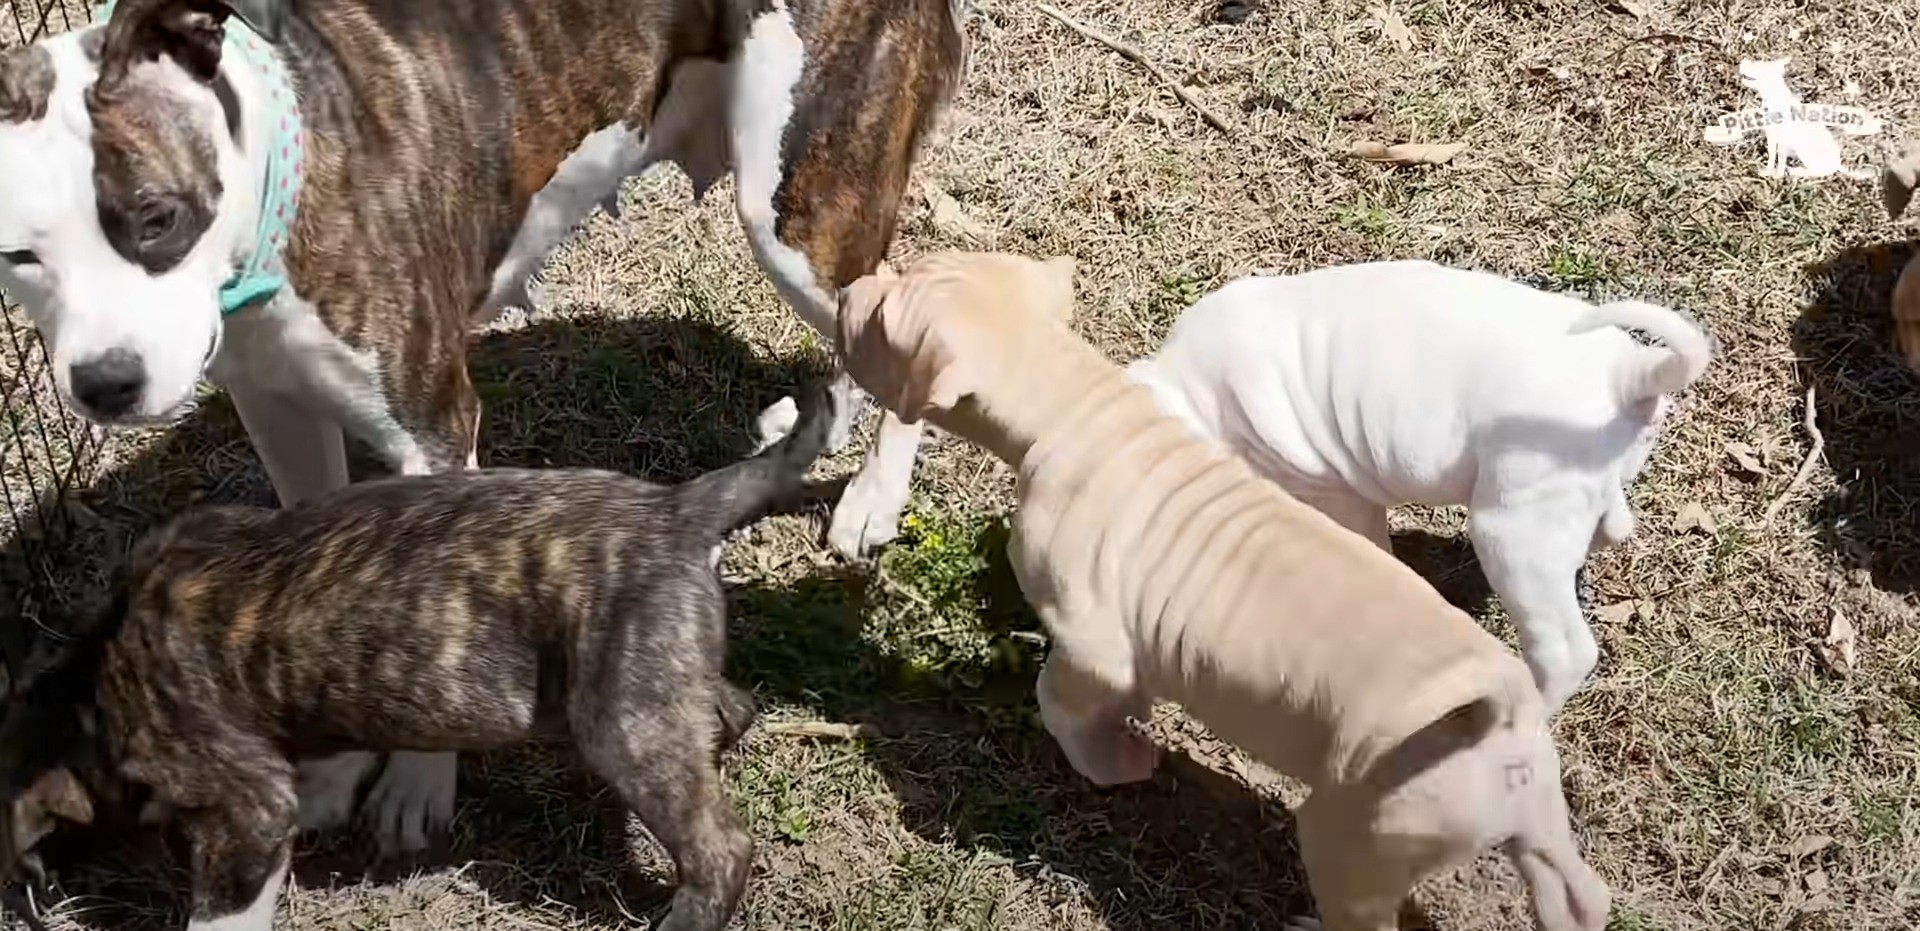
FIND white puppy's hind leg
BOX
[1468,502,1601,715]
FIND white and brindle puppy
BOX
[1124,261,1714,714]
[0,385,836,931]
[0,0,963,855]
[835,252,1610,931]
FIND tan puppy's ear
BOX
[837,267,962,424]
[1038,256,1078,322]
[883,291,967,424]
[835,270,897,359]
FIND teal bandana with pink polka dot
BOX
[93,1,304,316]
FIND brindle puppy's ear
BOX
[95,0,242,88]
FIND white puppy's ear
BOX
[1038,255,1078,322]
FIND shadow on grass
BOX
[4,305,1452,931]
[1792,240,1920,594]
[724,516,1314,930]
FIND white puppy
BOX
[1126,260,1713,714]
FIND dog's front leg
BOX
[729,0,961,560]
[176,798,293,931]
[227,381,349,508]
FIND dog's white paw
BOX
[295,751,377,834]
[825,377,870,454]
[754,395,801,453]
[362,751,457,856]
[826,471,905,560]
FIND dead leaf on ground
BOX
[1610,0,1648,17]
[1785,834,1836,859]
[1594,600,1652,626]
[1349,140,1467,166]
[1724,441,1768,478]
[1368,5,1413,53]
[923,183,993,244]
[1819,609,1858,675]
[1672,501,1718,535]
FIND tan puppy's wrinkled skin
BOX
[836,253,1611,931]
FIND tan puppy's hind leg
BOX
[1501,728,1610,931]
[1291,782,1434,931]
[1292,710,1609,931]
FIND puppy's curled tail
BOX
[1569,300,1713,407]
[681,381,836,540]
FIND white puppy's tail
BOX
[1569,300,1713,407]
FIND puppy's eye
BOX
[137,199,181,247]
[0,249,36,266]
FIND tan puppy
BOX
[835,252,1610,931]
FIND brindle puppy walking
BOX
[0,386,836,931]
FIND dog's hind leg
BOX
[1290,701,1519,931]
[730,0,966,561]
[578,702,753,931]
[1467,497,1600,716]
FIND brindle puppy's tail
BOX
[680,380,836,539]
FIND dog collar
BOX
[92,2,304,316]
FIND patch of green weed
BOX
[867,504,1044,691]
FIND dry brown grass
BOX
[6,0,1920,929]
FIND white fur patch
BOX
[185,855,286,931]
[731,4,835,338]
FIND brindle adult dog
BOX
[0,0,963,855]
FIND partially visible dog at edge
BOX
[835,252,1610,931]
[0,384,837,931]
[1124,261,1714,715]
[1882,149,1920,369]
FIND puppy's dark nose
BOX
[69,349,146,419]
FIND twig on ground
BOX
[1034,3,1237,138]
[764,721,882,740]
[1764,387,1824,528]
